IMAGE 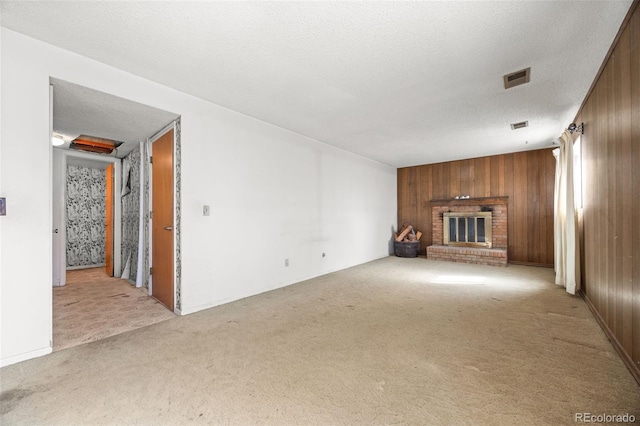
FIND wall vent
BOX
[510,121,529,130]
[504,67,531,89]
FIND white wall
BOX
[1,30,53,365]
[0,29,397,366]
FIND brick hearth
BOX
[427,197,508,267]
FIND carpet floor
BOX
[53,268,175,351]
[2,257,639,425]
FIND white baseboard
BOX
[179,272,332,316]
[178,256,386,316]
[1,346,52,368]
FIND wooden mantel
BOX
[430,196,508,207]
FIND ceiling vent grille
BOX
[504,67,531,89]
[510,121,529,130]
[69,135,123,155]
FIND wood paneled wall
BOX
[576,1,640,381]
[397,148,556,266]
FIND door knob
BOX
[164,226,173,231]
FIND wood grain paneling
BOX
[578,1,640,382]
[631,0,640,380]
[398,148,556,266]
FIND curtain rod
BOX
[568,122,584,135]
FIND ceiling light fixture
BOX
[51,135,64,146]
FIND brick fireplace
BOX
[427,197,508,266]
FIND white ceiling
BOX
[51,78,179,158]
[1,1,632,167]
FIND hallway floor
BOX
[53,267,175,351]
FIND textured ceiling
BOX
[51,78,179,158]
[1,1,632,167]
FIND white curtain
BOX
[553,130,580,294]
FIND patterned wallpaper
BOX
[66,165,106,267]
[121,143,151,286]
[121,147,141,282]
[175,119,182,310]
[143,143,150,287]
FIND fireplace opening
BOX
[443,212,492,248]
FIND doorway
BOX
[52,150,122,287]
[50,78,181,350]
[51,147,177,351]
[105,163,114,276]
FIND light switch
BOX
[203,205,210,216]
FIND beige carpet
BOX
[53,267,175,351]
[2,257,639,425]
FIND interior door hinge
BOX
[150,211,153,220]
[149,267,153,275]
[150,156,153,164]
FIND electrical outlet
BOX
[285,258,289,267]
[203,205,210,216]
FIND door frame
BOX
[52,149,122,286]
[105,163,115,277]
[148,121,178,312]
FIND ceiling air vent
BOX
[69,135,123,155]
[504,67,531,89]
[510,121,529,130]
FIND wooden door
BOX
[105,164,114,276]
[151,129,174,310]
